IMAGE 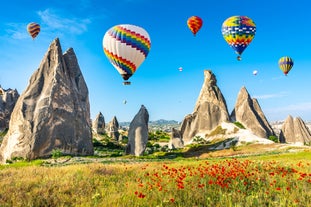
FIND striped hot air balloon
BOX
[187,16,203,36]
[27,22,40,39]
[103,24,151,85]
[278,56,294,76]
[221,16,256,61]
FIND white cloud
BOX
[37,9,91,35]
[253,91,288,100]
[4,23,29,40]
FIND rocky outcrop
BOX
[279,115,311,145]
[93,112,105,134]
[126,105,149,156]
[107,116,120,140]
[231,87,274,138]
[180,70,230,143]
[168,128,184,149]
[0,38,93,163]
[0,86,19,131]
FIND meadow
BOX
[0,149,310,207]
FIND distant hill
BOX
[119,119,180,127]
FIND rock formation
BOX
[180,70,230,143]
[93,112,105,134]
[126,105,149,156]
[107,116,120,141]
[0,38,93,163]
[279,115,311,145]
[231,86,275,138]
[0,86,19,131]
[168,128,184,149]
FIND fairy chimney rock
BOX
[0,86,19,131]
[231,86,274,138]
[0,38,93,163]
[93,112,105,134]
[126,105,149,156]
[107,116,120,140]
[180,70,230,143]
[279,115,311,145]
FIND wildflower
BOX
[170,198,175,203]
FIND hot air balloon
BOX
[187,16,203,36]
[103,24,151,85]
[27,22,40,39]
[278,56,294,76]
[221,16,256,61]
[178,67,183,72]
[253,70,258,75]
[123,100,127,104]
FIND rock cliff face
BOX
[126,105,149,156]
[107,116,120,141]
[180,70,230,143]
[0,38,93,163]
[0,87,19,131]
[231,87,274,138]
[93,112,105,134]
[168,128,184,149]
[279,115,311,145]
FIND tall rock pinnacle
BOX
[0,38,93,162]
[180,70,230,143]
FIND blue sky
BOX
[1,0,310,122]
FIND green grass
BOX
[0,150,310,206]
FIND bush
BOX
[51,149,62,159]
[268,135,279,143]
[233,122,245,129]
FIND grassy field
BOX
[0,148,310,207]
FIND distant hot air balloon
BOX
[178,67,183,72]
[253,70,258,75]
[103,24,151,85]
[187,16,203,36]
[27,22,40,39]
[278,56,294,76]
[123,100,127,104]
[221,16,256,61]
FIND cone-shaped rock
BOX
[107,116,119,140]
[279,115,311,145]
[0,86,19,131]
[168,128,184,149]
[0,38,93,162]
[180,70,229,143]
[93,112,105,134]
[126,105,149,156]
[231,86,274,138]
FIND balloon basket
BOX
[123,81,131,85]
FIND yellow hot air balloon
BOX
[278,56,294,76]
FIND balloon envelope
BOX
[103,24,151,84]
[278,56,294,75]
[187,16,203,36]
[253,70,258,75]
[178,67,183,72]
[27,22,40,39]
[221,16,256,60]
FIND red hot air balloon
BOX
[187,16,203,36]
[27,22,40,39]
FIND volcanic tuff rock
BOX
[168,128,184,149]
[0,86,19,131]
[180,70,230,143]
[126,105,149,156]
[107,116,120,141]
[0,38,93,163]
[279,115,311,145]
[93,112,105,134]
[231,86,275,138]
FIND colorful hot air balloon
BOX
[278,56,294,76]
[27,22,40,39]
[253,70,258,75]
[187,16,203,36]
[103,24,151,85]
[178,67,183,72]
[221,16,256,61]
